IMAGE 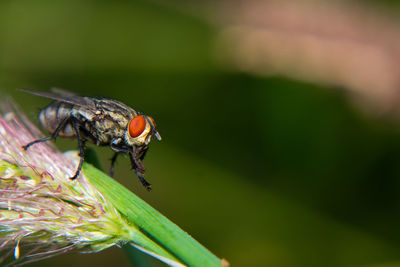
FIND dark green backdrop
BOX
[1,1,400,266]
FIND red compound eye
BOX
[129,115,146,138]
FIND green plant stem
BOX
[83,163,222,267]
[84,149,161,266]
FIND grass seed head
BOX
[0,101,136,265]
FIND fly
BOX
[20,88,161,191]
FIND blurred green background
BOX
[2,0,400,266]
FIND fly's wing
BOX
[19,88,97,111]
[50,87,79,97]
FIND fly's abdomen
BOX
[38,101,76,137]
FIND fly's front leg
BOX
[70,120,86,180]
[23,116,70,150]
[129,151,151,191]
[131,146,146,174]
[139,145,149,161]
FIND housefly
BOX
[20,88,161,191]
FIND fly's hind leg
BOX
[23,116,70,151]
[70,120,86,180]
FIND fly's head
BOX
[124,114,161,149]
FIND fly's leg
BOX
[131,146,146,174]
[136,170,152,191]
[139,146,148,161]
[70,120,86,180]
[110,144,151,190]
[109,144,130,177]
[129,152,151,191]
[22,116,70,150]
[109,152,119,177]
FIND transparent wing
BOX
[50,87,79,97]
[18,89,97,111]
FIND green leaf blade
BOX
[83,163,223,267]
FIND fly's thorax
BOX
[88,109,130,145]
[75,105,96,121]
